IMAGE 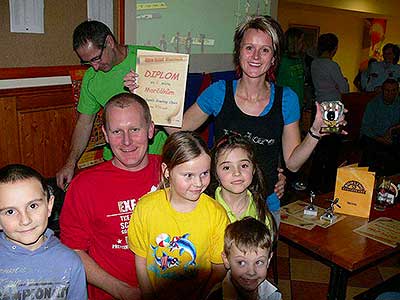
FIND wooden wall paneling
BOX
[0,82,77,177]
[0,65,87,80]
[45,106,76,176]
[18,105,76,178]
[18,108,45,174]
[0,65,87,176]
[16,85,74,110]
[0,97,20,166]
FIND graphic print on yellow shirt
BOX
[149,233,197,279]
[150,233,197,277]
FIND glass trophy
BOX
[320,101,345,134]
[320,198,341,223]
[304,191,318,216]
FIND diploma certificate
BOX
[136,50,189,127]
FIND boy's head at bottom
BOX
[222,217,274,293]
[0,164,54,251]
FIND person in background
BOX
[354,57,377,91]
[375,291,400,300]
[56,20,165,189]
[128,131,228,300]
[308,33,349,193]
[276,27,305,109]
[360,78,400,175]
[206,217,281,300]
[125,16,332,225]
[0,164,87,299]
[276,27,308,191]
[311,33,349,103]
[363,43,400,92]
[60,93,161,300]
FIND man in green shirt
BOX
[276,27,307,191]
[276,27,305,109]
[56,20,164,189]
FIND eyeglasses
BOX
[80,38,107,65]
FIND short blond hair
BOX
[103,93,152,129]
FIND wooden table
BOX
[279,189,400,300]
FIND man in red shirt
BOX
[60,93,162,300]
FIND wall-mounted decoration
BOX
[9,0,44,34]
[289,24,319,52]
[133,0,272,55]
[355,18,387,75]
[364,18,387,61]
[234,0,272,26]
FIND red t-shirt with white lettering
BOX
[60,155,161,300]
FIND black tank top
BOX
[214,80,284,196]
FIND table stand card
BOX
[334,165,375,218]
[136,50,189,127]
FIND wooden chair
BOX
[340,92,377,165]
[341,92,377,142]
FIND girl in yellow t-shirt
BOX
[128,131,229,300]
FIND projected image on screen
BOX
[136,0,271,54]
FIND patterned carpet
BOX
[267,240,400,300]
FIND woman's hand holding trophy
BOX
[319,100,347,134]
